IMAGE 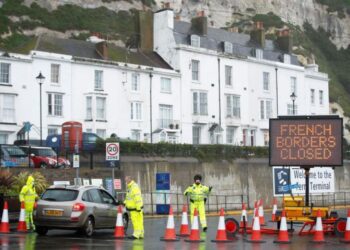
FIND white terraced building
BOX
[0,36,182,144]
[0,10,329,146]
[153,8,329,146]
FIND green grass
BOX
[252,12,284,29]
[315,0,350,18]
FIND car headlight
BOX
[49,159,56,165]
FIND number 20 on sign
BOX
[106,143,120,161]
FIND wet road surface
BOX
[1,211,349,250]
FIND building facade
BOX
[153,9,329,146]
[0,36,181,144]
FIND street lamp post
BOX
[290,92,297,115]
[36,72,45,145]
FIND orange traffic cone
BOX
[177,205,190,237]
[17,202,27,233]
[114,205,125,239]
[211,208,231,243]
[273,210,291,244]
[340,209,350,243]
[240,202,248,228]
[271,198,277,222]
[160,206,180,241]
[311,209,325,243]
[184,209,204,243]
[245,207,265,243]
[0,201,10,233]
[258,199,266,226]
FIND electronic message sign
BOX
[269,116,343,166]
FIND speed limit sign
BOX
[106,143,120,161]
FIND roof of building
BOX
[33,36,173,69]
[173,21,299,66]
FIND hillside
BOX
[1,0,350,132]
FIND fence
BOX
[116,191,248,215]
[116,191,350,215]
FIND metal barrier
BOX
[116,191,248,215]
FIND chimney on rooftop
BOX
[95,41,108,60]
[250,21,265,48]
[135,10,154,51]
[276,28,292,53]
[191,11,208,36]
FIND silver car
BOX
[34,185,128,237]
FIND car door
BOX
[99,189,118,228]
[87,189,109,228]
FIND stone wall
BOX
[6,156,350,211]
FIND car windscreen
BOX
[36,148,56,157]
[3,146,26,157]
[41,189,78,202]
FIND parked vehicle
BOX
[34,185,129,237]
[46,132,101,152]
[0,144,33,167]
[19,146,70,169]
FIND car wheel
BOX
[40,163,47,169]
[123,213,129,232]
[81,216,94,237]
[36,226,48,236]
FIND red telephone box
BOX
[61,121,83,152]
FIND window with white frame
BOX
[51,64,60,84]
[96,129,106,139]
[263,72,270,91]
[310,89,315,104]
[225,65,232,86]
[159,104,173,128]
[130,102,142,120]
[256,49,263,59]
[193,91,207,115]
[190,35,200,47]
[48,93,63,116]
[260,100,272,119]
[160,77,171,93]
[96,97,106,120]
[48,127,59,136]
[0,133,8,144]
[192,126,201,144]
[191,60,199,81]
[131,73,140,92]
[86,96,92,120]
[0,63,10,84]
[224,42,233,53]
[0,94,15,123]
[287,104,298,115]
[319,90,324,105]
[226,127,235,144]
[283,54,291,64]
[131,130,141,141]
[94,70,103,90]
[290,77,297,94]
[226,95,240,118]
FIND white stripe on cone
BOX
[1,209,8,223]
[192,213,199,230]
[181,211,188,225]
[253,212,260,230]
[272,204,277,215]
[19,207,25,222]
[218,214,225,230]
[167,214,175,229]
[346,217,350,231]
[280,216,287,231]
[116,212,123,227]
[258,203,264,217]
[241,209,247,222]
[315,216,323,231]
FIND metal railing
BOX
[116,191,248,215]
[289,192,350,209]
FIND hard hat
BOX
[194,174,202,181]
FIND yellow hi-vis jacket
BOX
[19,176,38,212]
[124,180,143,211]
[184,184,211,202]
